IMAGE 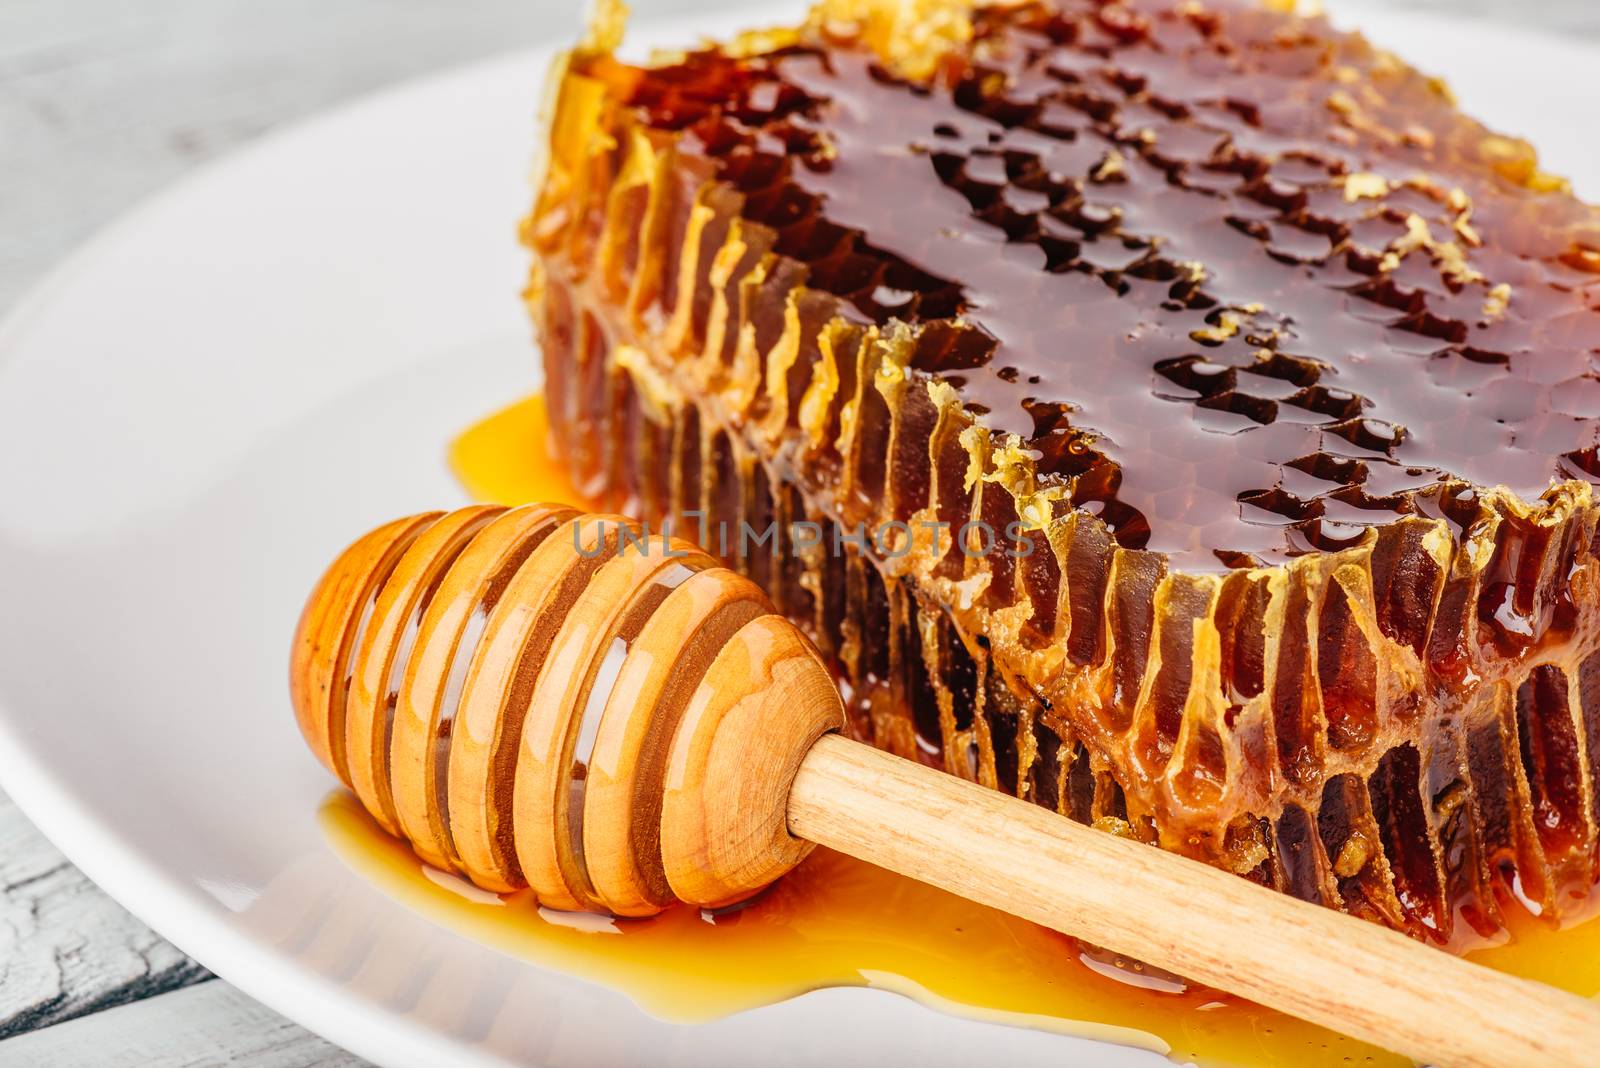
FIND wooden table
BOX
[2,0,1597,1064]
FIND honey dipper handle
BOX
[788,733,1600,1068]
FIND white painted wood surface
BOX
[1,0,1597,1064]
[0,983,367,1068]
[0,793,209,1037]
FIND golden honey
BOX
[324,791,1360,1066]
[448,394,580,512]
[425,394,1600,1067]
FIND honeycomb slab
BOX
[523,0,1600,945]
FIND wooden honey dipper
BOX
[292,503,1600,1068]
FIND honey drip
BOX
[411,395,1600,1066]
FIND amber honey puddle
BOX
[318,393,1600,1067]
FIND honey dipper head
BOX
[290,504,844,915]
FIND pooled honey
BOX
[447,394,582,513]
[418,394,1600,1066]
[325,792,1341,1066]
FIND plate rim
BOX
[0,42,575,1068]
[2,4,1598,1065]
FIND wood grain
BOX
[0,982,362,1068]
[292,501,1600,1065]
[0,0,576,317]
[582,567,772,916]
[658,613,845,908]
[0,792,209,1039]
[790,733,1600,1068]
[5,1,1600,1064]
[290,503,836,914]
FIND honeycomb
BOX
[522,0,1600,945]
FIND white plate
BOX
[0,4,1594,1066]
